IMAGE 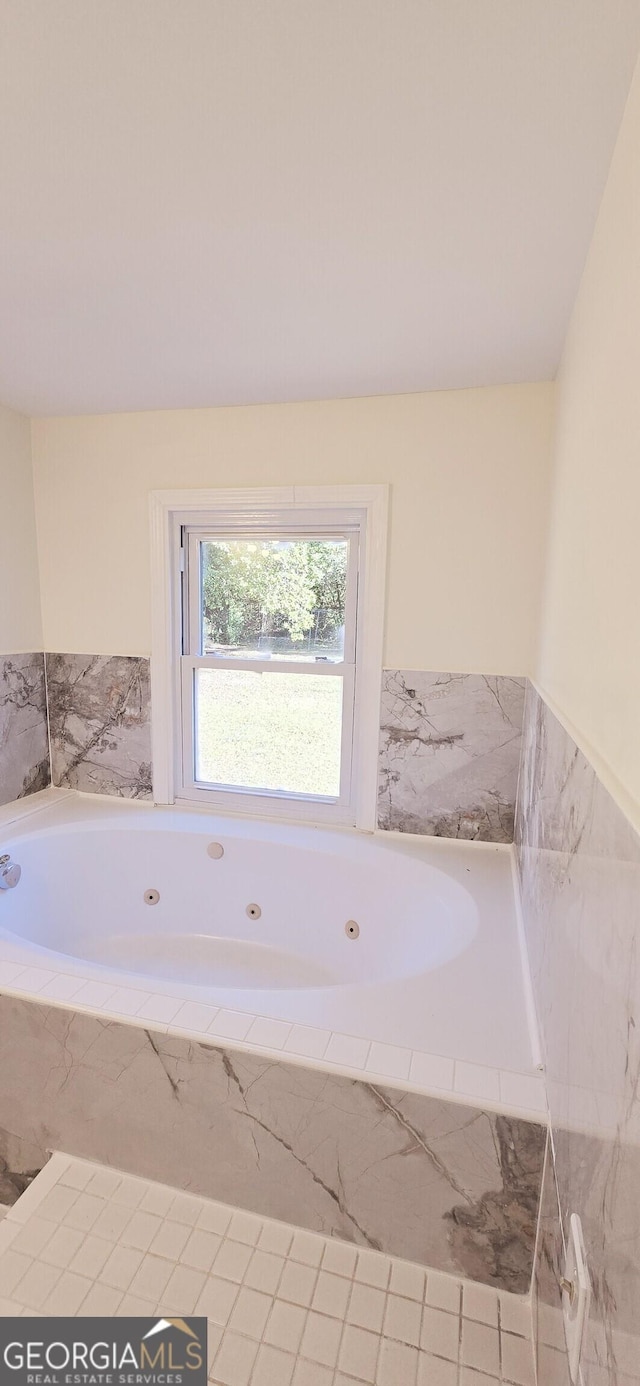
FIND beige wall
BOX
[538,58,640,810]
[0,403,42,653]
[31,383,554,675]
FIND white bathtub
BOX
[0,791,545,1118]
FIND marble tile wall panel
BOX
[0,994,546,1291]
[46,652,152,798]
[516,684,640,1383]
[531,1143,572,1386]
[0,653,50,807]
[377,671,525,842]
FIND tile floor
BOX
[0,1154,536,1386]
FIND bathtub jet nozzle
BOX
[0,853,21,890]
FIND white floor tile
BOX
[460,1320,501,1377]
[299,1310,343,1367]
[338,1323,380,1382]
[251,1343,296,1386]
[10,1217,57,1258]
[244,1249,285,1295]
[161,1262,207,1312]
[389,1258,426,1301]
[65,1194,107,1234]
[277,1260,318,1307]
[0,1153,536,1386]
[501,1331,536,1385]
[116,1292,156,1316]
[212,1238,253,1283]
[256,1220,293,1256]
[167,1191,205,1226]
[264,1300,307,1353]
[417,1354,458,1386]
[462,1280,500,1327]
[425,1272,461,1315]
[91,1202,132,1242]
[59,1162,95,1191]
[499,1293,533,1338]
[150,1218,191,1260]
[180,1227,222,1271]
[311,1269,351,1318]
[195,1274,239,1325]
[289,1230,325,1268]
[1,1251,36,1297]
[212,1330,259,1386]
[227,1209,263,1246]
[13,1259,60,1309]
[291,1360,333,1386]
[321,1239,358,1278]
[138,1183,177,1218]
[354,1248,391,1289]
[128,1252,174,1302]
[40,1224,86,1269]
[347,1281,386,1333]
[383,1292,423,1347]
[227,1285,272,1340]
[100,1243,145,1291]
[84,1169,122,1200]
[421,1305,460,1360]
[198,1202,233,1237]
[376,1338,420,1386]
[37,1185,80,1224]
[68,1234,112,1279]
[44,1270,92,1315]
[459,1368,499,1386]
[111,1175,147,1209]
[119,1210,162,1251]
[78,1282,124,1316]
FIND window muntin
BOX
[180,523,359,808]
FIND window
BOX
[150,487,388,827]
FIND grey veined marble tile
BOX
[46,652,152,798]
[0,995,545,1292]
[0,653,50,807]
[377,670,525,842]
[516,684,640,1382]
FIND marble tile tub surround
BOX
[0,654,50,807]
[0,994,546,1292]
[516,684,640,1384]
[0,1153,537,1385]
[35,656,525,831]
[46,652,152,798]
[378,672,525,843]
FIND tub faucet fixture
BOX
[0,854,21,889]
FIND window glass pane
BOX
[195,668,343,797]
[200,538,347,660]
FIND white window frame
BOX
[150,485,388,829]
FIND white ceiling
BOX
[1,1,639,417]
